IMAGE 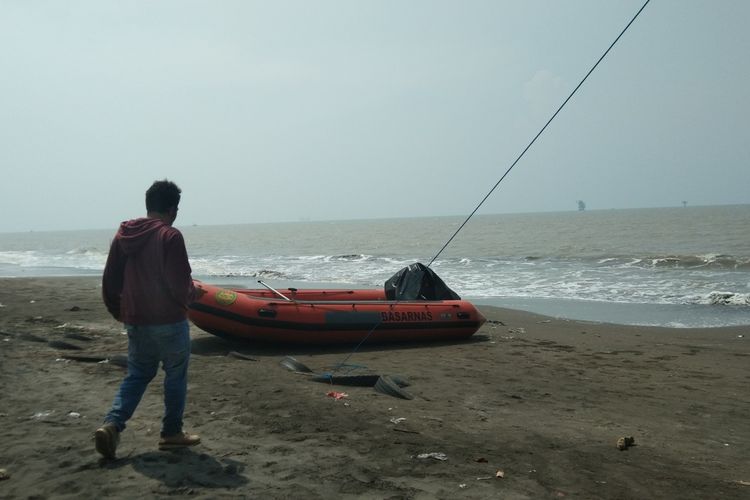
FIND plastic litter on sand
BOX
[326,391,348,400]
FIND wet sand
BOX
[1,277,748,499]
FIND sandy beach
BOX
[0,276,748,499]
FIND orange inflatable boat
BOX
[188,281,486,344]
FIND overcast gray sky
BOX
[1,0,748,232]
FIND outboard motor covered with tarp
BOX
[384,263,461,300]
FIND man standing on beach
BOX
[95,180,200,459]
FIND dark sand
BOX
[1,277,748,499]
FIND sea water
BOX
[1,205,748,328]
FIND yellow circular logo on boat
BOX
[215,290,237,306]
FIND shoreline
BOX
[1,276,749,498]
[3,273,748,329]
[472,296,750,329]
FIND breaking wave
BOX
[700,292,750,306]
[605,254,750,270]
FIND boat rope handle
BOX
[427,0,651,268]
[257,280,294,301]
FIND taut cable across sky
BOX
[427,0,651,267]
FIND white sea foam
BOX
[0,249,105,272]
[0,250,39,267]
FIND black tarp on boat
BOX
[384,263,461,300]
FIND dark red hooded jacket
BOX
[102,218,195,325]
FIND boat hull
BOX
[188,282,486,344]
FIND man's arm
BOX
[102,239,125,321]
[163,231,195,309]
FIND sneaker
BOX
[94,423,120,459]
[158,431,201,450]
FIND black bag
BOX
[384,263,461,300]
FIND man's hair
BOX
[145,180,181,213]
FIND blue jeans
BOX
[104,320,191,437]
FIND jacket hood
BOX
[115,218,168,255]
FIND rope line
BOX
[326,2,651,376]
[328,320,383,378]
[427,0,651,268]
